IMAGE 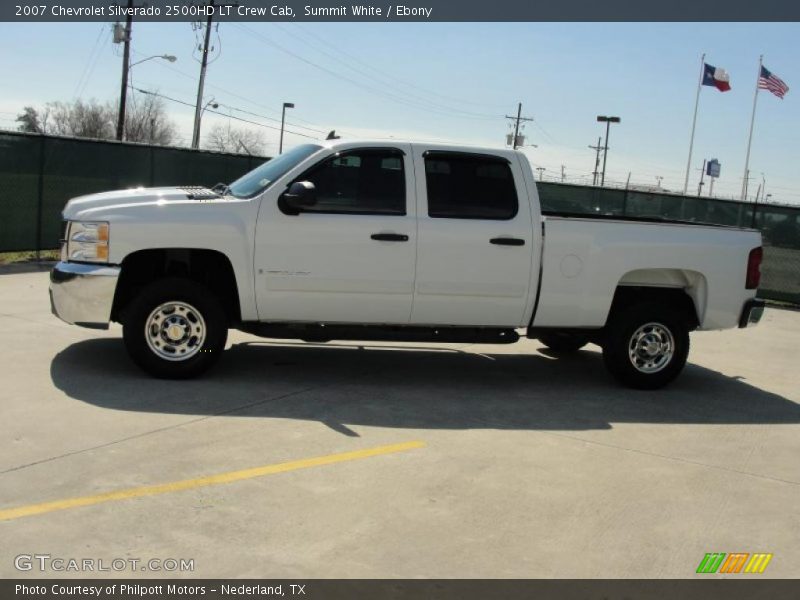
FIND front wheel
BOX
[602,303,690,390]
[122,278,228,379]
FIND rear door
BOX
[410,148,535,327]
[254,145,416,324]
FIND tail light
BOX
[746,247,762,290]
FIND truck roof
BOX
[318,138,523,160]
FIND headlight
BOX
[65,221,109,263]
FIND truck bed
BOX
[532,215,762,331]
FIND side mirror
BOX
[279,181,317,215]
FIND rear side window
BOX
[299,148,406,215]
[424,153,518,220]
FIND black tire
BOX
[537,332,589,353]
[602,302,690,390]
[122,277,228,379]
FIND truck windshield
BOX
[227,144,323,198]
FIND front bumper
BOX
[49,261,121,329]
[739,298,765,328]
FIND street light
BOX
[117,54,178,141]
[131,54,177,68]
[596,115,621,187]
[280,102,294,154]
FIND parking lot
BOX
[1,266,799,578]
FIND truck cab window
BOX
[299,149,406,215]
[425,153,518,220]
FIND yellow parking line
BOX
[0,440,425,522]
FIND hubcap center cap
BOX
[166,324,185,341]
[642,337,661,356]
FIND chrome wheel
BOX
[627,322,674,374]
[144,301,206,362]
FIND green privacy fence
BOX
[1,130,798,304]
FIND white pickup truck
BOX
[50,140,764,389]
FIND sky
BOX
[0,21,798,204]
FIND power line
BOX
[271,22,504,120]
[286,23,508,113]
[129,47,353,137]
[217,104,328,135]
[234,23,504,122]
[132,86,322,142]
[73,24,107,99]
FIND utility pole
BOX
[505,102,534,149]
[535,167,545,181]
[589,137,602,186]
[189,1,235,149]
[191,3,215,149]
[655,176,663,189]
[115,0,134,141]
[561,165,566,182]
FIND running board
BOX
[238,323,520,344]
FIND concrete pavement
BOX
[1,270,798,578]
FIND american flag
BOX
[759,66,790,99]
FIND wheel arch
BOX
[608,276,703,331]
[111,248,241,325]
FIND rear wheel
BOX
[602,303,690,390]
[122,278,227,379]
[537,332,589,353]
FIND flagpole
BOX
[683,53,706,195]
[741,55,763,201]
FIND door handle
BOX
[371,233,409,242]
[490,237,525,246]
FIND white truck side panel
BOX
[532,217,761,330]
[72,195,261,321]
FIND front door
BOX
[254,145,416,324]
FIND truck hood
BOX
[62,186,228,221]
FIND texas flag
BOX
[702,63,731,92]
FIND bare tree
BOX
[15,95,178,145]
[45,99,115,139]
[16,106,49,133]
[123,93,177,146]
[205,123,266,155]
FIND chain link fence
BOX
[1,130,798,303]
